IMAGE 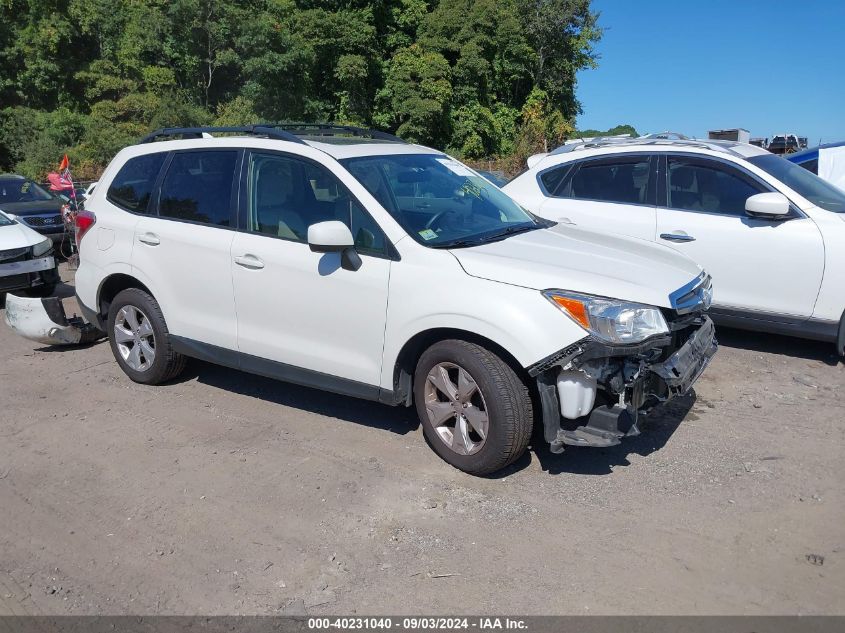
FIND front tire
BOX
[107,288,185,385]
[414,340,533,475]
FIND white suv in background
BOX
[72,125,717,475]
[504,138,845,355]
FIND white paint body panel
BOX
[132,216,238,349]
[540,197,657,241]
[818,146,845,191]
[0,213,46,251]
[504,142,845,329]
[231,232,390,386]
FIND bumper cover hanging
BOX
[3,293,104,346]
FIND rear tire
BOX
[414,339,533,475]
[107,288,185,385]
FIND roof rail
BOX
[265,123,407,144]
[549,136,743,157]
[139,125,307,144]
[641,131,690,140]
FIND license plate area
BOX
[0,256,55,277]
[650,317,717,395]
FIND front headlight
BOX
[32,238,53,257]
[544,289,669,345]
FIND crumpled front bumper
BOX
[648,316,717,398]
[535,316,718,452]
[3,293,104,346]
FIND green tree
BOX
[374,45,452,147]
[576,123,639,138]
[517,0,601,119]
[0,0,603,172]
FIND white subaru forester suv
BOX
[73,124,717,475]
[504,137,845,355]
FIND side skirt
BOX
[709,307,838,343]
[170,336,400,405]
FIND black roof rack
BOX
[139,125,307,144]
[264,123,406,144]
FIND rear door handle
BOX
[234,254,265,270]
[137,232,160,246]
[660,232,696,243]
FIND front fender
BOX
[380,253,587,390]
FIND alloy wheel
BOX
[113,305,156,372]
[423,362,489,455]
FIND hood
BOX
[0,198,64,216]
[449,224,703,308]
[0,219,45,250]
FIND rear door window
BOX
[107,153,167,213]
[157,151,238,226]
[569,156,654,204]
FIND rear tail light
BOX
[75,210,96,245]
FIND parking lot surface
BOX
[1,265,843,615]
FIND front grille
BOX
[0,273,30,291]
[669,273,712,315]
[0,247,29,264]
[22,214,64,228]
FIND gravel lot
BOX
[1,264,843,615]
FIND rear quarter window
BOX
[157,150,238,226]
[107,153,167,214]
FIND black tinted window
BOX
[247,153,388,256]
[749,153,845,213]
[107,153,166,213]
[571,158,651,204]
[798,158,818,175]
[668,158,763,216]
[539,166,569,195]
[158,151,237,226]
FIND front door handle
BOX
[234,254,265,270]
[660,232,696,243]
[137,232,160,246]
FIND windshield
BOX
[0,178,54,204]
[749,154,845,213]
[0,212,13,226]
[341,154,545,247]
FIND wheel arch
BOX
[97,273,153,322]
[389,327,531,406]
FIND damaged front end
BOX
[4,293,104,346]
[532,280,718,453]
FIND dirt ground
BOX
[1,263,843,616]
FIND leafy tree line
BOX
[0,0,601,179]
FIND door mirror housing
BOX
[745,192,791,220]
[307,220,362,271]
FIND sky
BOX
[576,0,845,144]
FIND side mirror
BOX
[745,192,791,220]
[307,220,362,271]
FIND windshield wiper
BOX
[429,238,485,249]
[475,223,539,243]
[431,224,539,249]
